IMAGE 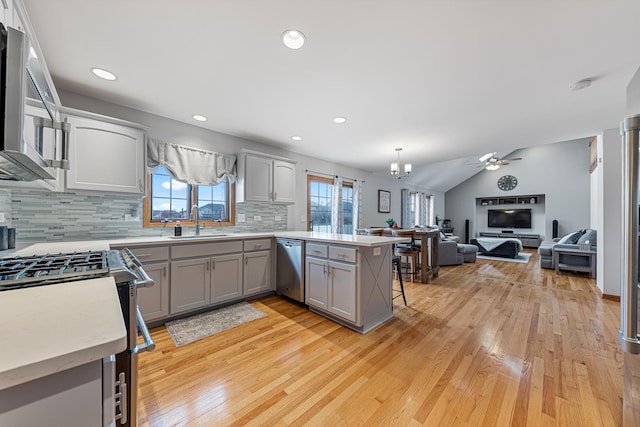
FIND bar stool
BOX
[391,255,407,305]
[392,229,420,282]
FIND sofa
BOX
[439,239,478,266]
[538,229,597,269]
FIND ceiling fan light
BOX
[486,164,500,171]
[479,152,494,162]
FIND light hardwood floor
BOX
[138,250,623,426]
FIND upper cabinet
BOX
[236,150,296,204]
[64,113,147,194]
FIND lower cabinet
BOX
[170,257,211,314]
[327,260,357,322]
[306,256,329,309]
[138,261,170,322]
[211,254,243,303]
[171,253,243,314]
[305,245,357,323]
[243,250,271,296]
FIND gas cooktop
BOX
[0,251,111,291]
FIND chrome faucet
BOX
[192,205,200,235]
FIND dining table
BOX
[414,229,440,283]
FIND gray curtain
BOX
[418,192,428,226]
[147,138,236,185]
[401,188,411,228]
[352,179,362,234]
[331,175,343,233]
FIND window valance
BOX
[147,138,236,185]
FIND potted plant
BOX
[386,218,397,228]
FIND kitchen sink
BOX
[168,234,228,239]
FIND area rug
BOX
[165,302,267,347]
[477,252,532,264]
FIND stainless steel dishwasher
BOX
[276,238,304,302]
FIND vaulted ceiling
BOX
[21,0,640,191]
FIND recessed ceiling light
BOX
[192,114,208,122]
[333,117,346,124]
[291,135,303,141]
[282,30,305,49]
[570,79,592,91]
[90,67,117,81]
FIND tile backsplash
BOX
[0,189,287,246]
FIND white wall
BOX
[59,90,444,231]
[445,138,592,243]
[596,129,622,297]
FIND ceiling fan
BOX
[477,152,522,170]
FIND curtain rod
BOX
[305,169,364,183]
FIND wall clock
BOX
[497,174,518,191]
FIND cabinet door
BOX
[305,257,328,309]
[170,257,211,314]
[211,253,243,303]
[328,260,357,322]
[243,250,271,295]
[272,160,295,203]
[244,154,273,202]
[66,116,145,194]
[138,261,169,322]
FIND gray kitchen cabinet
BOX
[64,113,146,194]
[305,255,329,310]
[138,261,170,322]
[327,260,357,322]
[170,241,244,313]
[112,245,170,322]
[305,243,358,323]
[243,250,271,296]
[236,150,296,204]
[211,253,243,304]
[170,257,211,314]
[0,358,106,427]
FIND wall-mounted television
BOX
[487,209,532,229]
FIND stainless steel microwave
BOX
[0,21,68,181]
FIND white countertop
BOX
[273,231,407,246]
[0,277,127,391]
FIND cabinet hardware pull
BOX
[115,372,128,424]
[211,260,215,270]
[206,261,210,271]
[163,266,167,277]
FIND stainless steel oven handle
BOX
[133,265,155,288]
[135,306,156,352]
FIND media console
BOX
[478,232,542,248]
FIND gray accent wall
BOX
[445,138,592,242]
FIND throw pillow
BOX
[577,229,597,246]
[558,230,584,244]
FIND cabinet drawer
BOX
[171,241,243,259]
[306,243,328,258]
[329,246,357,263]
[125,246,169,263]
[243,238,272,252]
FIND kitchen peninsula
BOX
[17,232,408,334]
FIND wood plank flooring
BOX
[137,250,623,426]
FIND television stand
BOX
[478,232,541,248]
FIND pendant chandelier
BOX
[390,147,412,179]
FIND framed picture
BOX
[378,190,391,213]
